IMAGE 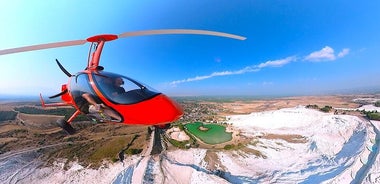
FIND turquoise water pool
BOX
[185,122,232,144]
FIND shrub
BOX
[306,104,319,109]
[125,148,143,155]
[178,123,184,131]
[111,157,119,163]
[320,106,332,112]
[375,101,380,107]
[224,144,235,150]
[167,137,190,149]
[367,112,380,120]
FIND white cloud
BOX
[169,56,295,85]
[169,68,260,85]
[304,46,336,61]
[338,48,350,58]
[169,46,349,86]
[304,46,350,62]
[258,56,296,68]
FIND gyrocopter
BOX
[0,29,246,134]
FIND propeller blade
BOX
[49,89,68,99]
[0,40,86,56]
[118,29,246,40]
[55,59,72,77]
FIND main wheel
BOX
[56,119,76,135]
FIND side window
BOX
[92,72,160,104]
[120,77,140,92]
[93,74,141,102]
[70,74,97,113]
[71,74,93,94]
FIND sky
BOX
[0,1,379,97]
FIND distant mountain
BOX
[321,85,380,95]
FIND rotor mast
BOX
[86,34,118,70]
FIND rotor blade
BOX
[56,59,72,77]
[0,29,245,56]
[0,40,87,56]
[118,29,246,40]
[49,89,68,99]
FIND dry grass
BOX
[218,95,361,115]
[18,113,63,128]
[204,150,226,171]
[240,147,267,158]
[0,106,14,111]
[0,124,25,134]
[0,138,18,144]
[1,104,148,168]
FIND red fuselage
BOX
[61,70,183,125]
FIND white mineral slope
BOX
[222,106,375,183]
[4,106,378,183]
[161,148,231,184]
[19,156,140,184]
[359,104,380,112]
[363,120,380,184]
[336,104,380,112]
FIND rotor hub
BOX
[86,34,118,42]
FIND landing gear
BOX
[56,119,76,135]
[155,123,171,129]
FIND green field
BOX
[185,122,232,144]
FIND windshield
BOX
[92,71,160,104]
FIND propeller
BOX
[0,29,246,56]
[55,59,72,77]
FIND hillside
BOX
[1,94,380,183]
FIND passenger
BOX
[81,93,122,122]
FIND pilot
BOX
[111,77,126,96]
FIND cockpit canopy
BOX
[70,71,160,105]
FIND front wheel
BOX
[56,119,76,135]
